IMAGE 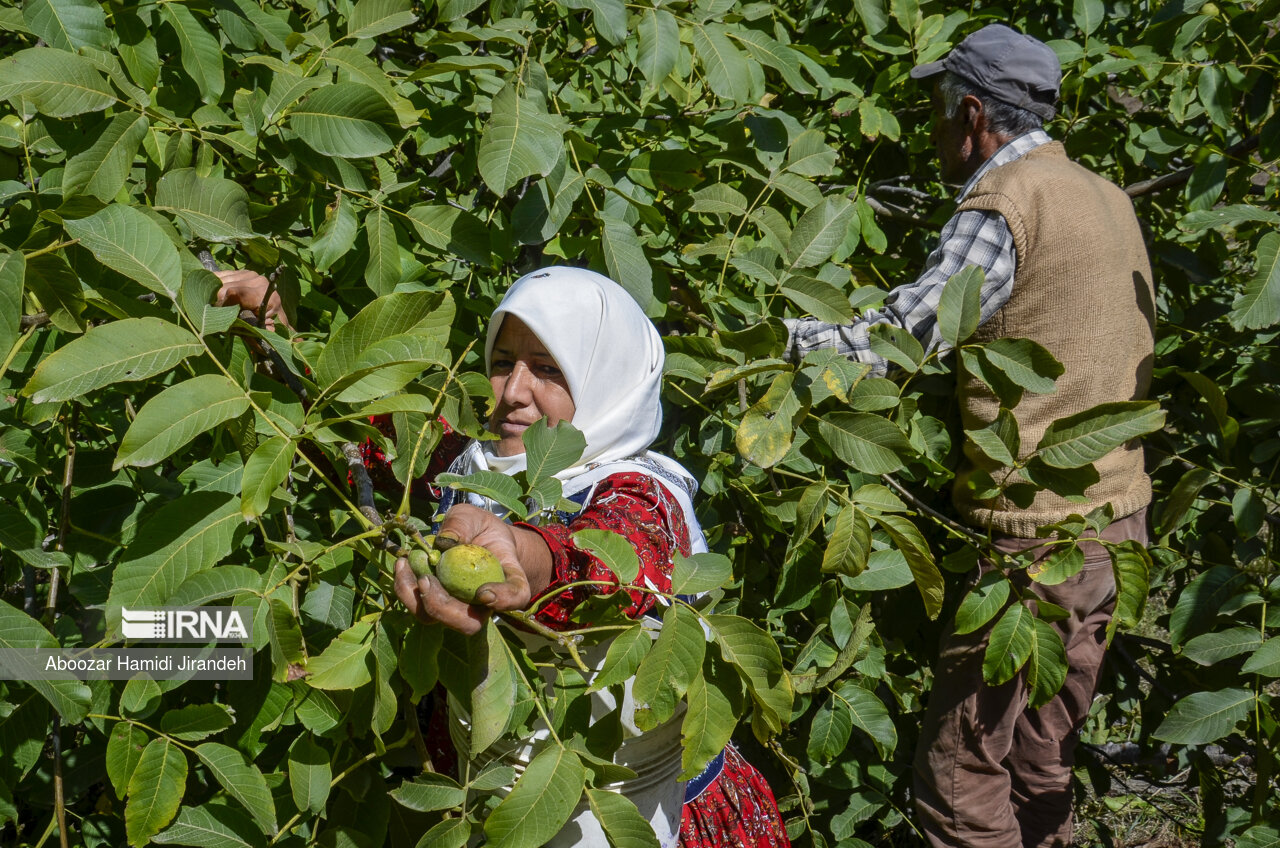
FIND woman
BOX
[391,267,790,848]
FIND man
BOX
[785,25,1155,848]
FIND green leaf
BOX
[1072,0,1105,35]
[170,566,264,608]
[786,130,838,178]
[405,204,491,265]
[1181,626,1262,666]
[561,0,627,45]
[586,788,662,848]
[834,682,897,757]
[634,604,707,729]
[589,625,652,692]
[781,274,855,323]
[364,209,400,296]
[572,528,642,585]
[1228,231,1280,330]
[1025,616,1067,708]
[938,265,985,348]
[953,570,1011,635]
[598,213,654,311]
[0,252,24,362]
[107,721,149,799]
[636,8,678,88]
[347,0,417,39]
[690,23,750,102]
[153,804,266,848]
[477,84,565,195]
[1035,401,1166,469]
[737,371,804,468]
[161,3,225,103]
[311,194,359,272]
[706,614,791,731]
[821,503,871,578]
[323,333,446,404]
[671,552,733,596]
[1152,688,1253,744]
[0,600,91,721]
[291,83,397,158]
[64,113,148,202]
[417,818,471,848]
[240,437,296,519]
[0,47,115,116]
[521,418,586,487]
[484,747,586,848]
[155,170,255,242]
[1178,204,1280,234]
[160,704,235,741]
[306,621,374,690]
[816,412,909,474]
[315,291,451,387]
[1242,638,1280,677]
[680,658,740,780]
[194,742,277,836]
[126,738,188,846]
[983,603,1033,685]
[965,407,1020,467]
[808,695,852,762]
[390,772,465,813]
[435,470,526,517]
[288,735,332,816]
[116,374,250,469]
[692,184,749,216]
[470,618,519,757]
[22,0,107,50]
[969,337,1063,400]
[23,253,84,334]
[789,197,855,268]
[876,513,945,619]
[65,205,185,298]
[1030,544,1084,586]
[107,493,245,629]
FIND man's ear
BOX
[962,95,984,130]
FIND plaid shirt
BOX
[785,130,1054,375]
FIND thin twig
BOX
[667,300,716,331]
[45,405,77,628]
[53,716,67,848]
[880,474,989,546]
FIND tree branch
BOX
[1124,135,1260,198]
[341,442,382,527]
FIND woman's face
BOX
[488,315,576,457]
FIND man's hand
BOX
[392,505,545,635]
[213,269,290,331]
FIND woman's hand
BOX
[213,269,290,331]
[393,505,551,635]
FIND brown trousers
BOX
[913,509,1149,848]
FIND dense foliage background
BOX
[0,0,1277,845]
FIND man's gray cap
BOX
[910,24,1061,121]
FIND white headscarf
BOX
[479,266,665,479]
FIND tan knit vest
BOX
[952,142,1155,537]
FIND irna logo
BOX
[120,607,252,642]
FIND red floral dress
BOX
[366,426,790,847]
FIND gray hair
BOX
[938,71,1046,137]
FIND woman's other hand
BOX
[213,269,290,331]
[393,504,552,635]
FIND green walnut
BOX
[407,548,433,578]
[436,543,505,603]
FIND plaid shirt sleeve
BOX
[784,208,1016,375]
